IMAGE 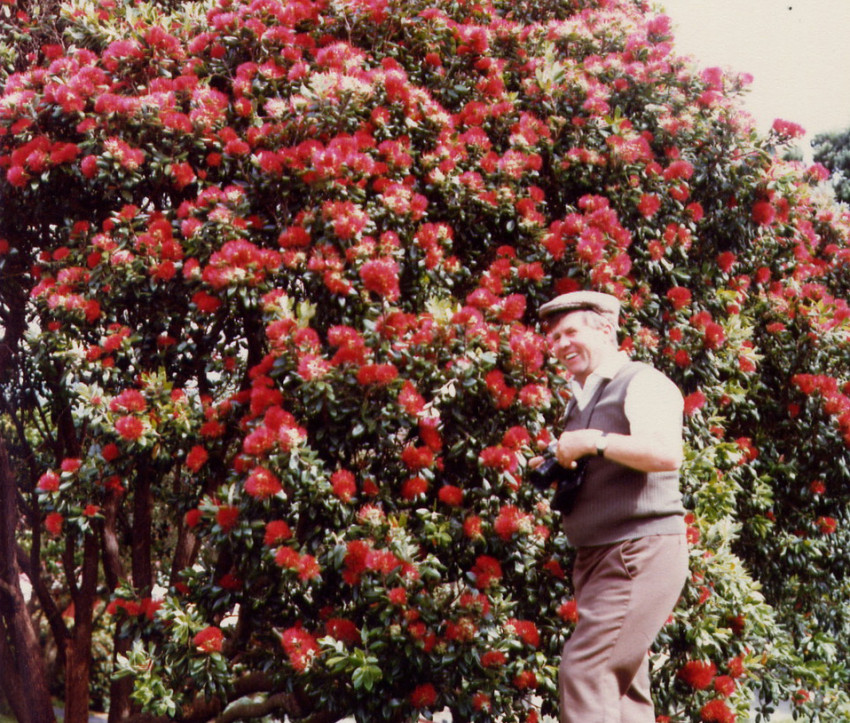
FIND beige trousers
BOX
[559,534,688,723]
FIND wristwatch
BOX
[595,432,608,457]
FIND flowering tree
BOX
[2,1,850,722]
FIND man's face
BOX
[547,311,613,385]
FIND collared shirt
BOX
[569,352,684,439]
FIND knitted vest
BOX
[560,361,686,547]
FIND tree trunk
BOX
[0,619,31,723]
[132,465,153,595]
[62,531,98,723]
[0,434,56,723]
[102,490,135,723]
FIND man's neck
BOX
[573,347,626,388]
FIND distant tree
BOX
[812,127,850,203]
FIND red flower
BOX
[115,415,144,440]
[816,516,837,534]
[280,625,319,672]
[543,558,565,579]
[471,555,502,589]
[45,512,64,536]
[275,547,320,581]
[264,520,293,546]
[60,458,82,473]
[193,626,224,653]
[463,515,483,539]
[677,659,717,690]
[664,159,695,181]
[494,505,530,540]
[472,692,491,711]
[185,445,209,472]
[792,689,811,705]
[699,698,736,723]
[184,509,202,528]
[684,390,706,416]
[216,505,239,532]
[401,476,428,500]
[481,650,506,667]
[418,417,442,451]
[110,389,147,413]
[331,470,357,502]
[717,251,737,273]
[557,598,579,623]
[637,193,661,218]
[484,369,516,409]
[726,656,746,678]
[80,155,98,178]
[502,426,531,449]
[666,286,692,310]
[479,445,517,473]
[702,321,726,350]
[401,445,434,471]
[356,363,399,385]
[506,618,540,647]
[714,675,736,697]
[359,258,400,301]
[752,200,775,226]
[438,485,463,506]
[410,683,438,708]
[244,466,282,499]
[192,290,222,313]
[513,670,537,690]
[325,618,359,644]
[772,118,805,139]
[387,587,407,606]
[398,381,425,415]
[37,471,60,492]
[6,166,29,188]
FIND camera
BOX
[529,448,588,514]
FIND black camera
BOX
[529,449,588,514]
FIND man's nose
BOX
[551,337,569,353]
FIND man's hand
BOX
[556,429,602,468]
[528,455,544,470]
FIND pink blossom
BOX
[280,625,319,672]
[637,193,661,218]
[115,416,144,440]
[244,466,282,499]
[37,471,61,492]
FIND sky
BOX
[658,0,850,155]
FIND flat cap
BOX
[538,290,620,327]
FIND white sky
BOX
[658,0,850,151]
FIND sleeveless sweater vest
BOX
[560,361,686,547]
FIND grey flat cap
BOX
[538,290,620,326]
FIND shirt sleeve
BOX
[623,366,684,441]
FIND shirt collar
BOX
[568,351,630,394]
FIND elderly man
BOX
[538,290,689,723]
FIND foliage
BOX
[1,0,850,722]
[812,126,850,204]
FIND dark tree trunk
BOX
[63,531,99,723]
[0,434,56,723]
